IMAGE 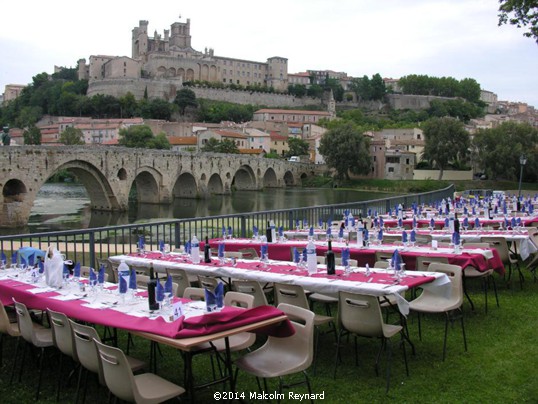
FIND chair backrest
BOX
[480,237,510,262]
[273,283,309,311]
[374,250,394,263]
[232,280,269,307]
[338,292,384,338]
[183,287,206,301]
[224,251,243,259]
[415,234,432,245]
[224,291,254,309]
[382,234,402,245]
[462,242,490,249]
[96,258,114,283]
[427,262,463,305]
[94,339,137,402]
[69,320,105,385]
[335,257,358,267]
[374,260,389,269]
[238,248,259,259]
[198,275,220,290]
[416,255,449,271]
[13,300,37,345]
[266,303,315,372]
[49,309,77,361]
[165,268,191,297]
[80,266,109,282]
[0,301,17,336]
[316,255,326,265]
[136,273,151,289]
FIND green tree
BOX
[118,125,155,148]
[306,84,324,99]
[119,92,139,118]
[422,117,470,180]
[472,121,538,180]
[59,127,85,145]
[201,137,220,152]
[174,88,198,115]
[23,124,42,145]
[148,132,171,150]
[318,122,371,181]
[286,137,309,158]
[369,74,387,101]
[16,106,42,128]
[201,137,239,153]
[498,0,538,42]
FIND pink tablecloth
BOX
[203,238,505,275]
[0,279,293,339]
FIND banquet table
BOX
[109,252,451,316]
[0,268,292,401]
[200,238,505,275]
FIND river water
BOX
[3,183,392,235]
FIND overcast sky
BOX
[2,0,537,107]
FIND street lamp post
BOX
[518,154,527,203]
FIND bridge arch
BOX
[262,168,278,188]
[207,173,224,195]
[55,160,121,210]
[173,172,198,198]
[132,167,163,204]
[284,171,295,186]
[232,165,257,190]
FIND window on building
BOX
[417,134,421,140]
[223,69,226,75]
[237,80,240,84]
[373,156,376,162]
[386,156,400,164]
[406,158,410,164]
[388,167,395,173]
[223,79,226,83]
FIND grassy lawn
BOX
[1,263,537,403]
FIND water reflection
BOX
[1,183,392,235]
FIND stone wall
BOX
[191,87,322,107]
[413,170,473,181]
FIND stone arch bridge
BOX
[0,146,320,228]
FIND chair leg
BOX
[36,347,46,401]
[9,337,21,384]
[385,338,392,394]
[462,275,475,311]
[56,352,64,401]
[333,328,344,379]
[460,309,468,353]
[490,275,500,307]
[483,277,489,314]
[442,313,450,362]
[17,341,27,382]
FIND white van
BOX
[288,156,300,162]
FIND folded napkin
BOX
[380,217,384,228]
[27,254,35,267]
[374,217,378,228]
[402,230,408,243]
[430,218,435,228]
[278,226,284,237]
[452,231,461,245]
[218,242,225,258]
[302,248,307,261]
[377,228,383,241]
[388,208,392,216]
[342,247,350,266]
[303,219,308,228]
[410,230,416,243]
[138,235,145,251]
[328,219,333,228]
[260,243,268,258]
[494,205,498,214]
[295,219,300,228]
[318,218,323,227]
[309,226,314,237]
[73,262,81,278]
[364,228,369,241]
[511,217,516,228]
[129,268,137,290]
[472,206,476,215]
[474,217,480,228]
[368,209,372,217]
[464,206,468,215]
[0,251,6,265]
[227,226,233,237]
[222,226,226,238]
[253,225,258,237]
[156,279,164,302]
[38,261,45,274]
[119,271,128,293]
[463,217,469,228]
[89,267,97,285]
[98,264,105,284]
[398,218,403,228]
[185,241,191,254]
[159,240,165,252]
[326,227,332,237]
[391,249,402,270]
[444,218,449,228]
[338,227,344,238]
[293,247,300,263]
[204,282,224,312]
[164,274,173,295]
[516,217,522,226]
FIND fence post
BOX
[89,231,96,269]
[174,223,181,249]
[240,215,247,238]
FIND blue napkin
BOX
[27,254,35,267]
[119,271,128,293]
[350,216,355,227]
[472,206,476,215]
[503,203,507,215]
[159,240,165,252]
[368,209,372,217]
[475,218,480,228]
[402,230,408,243]
[185,241,191,254]
[295,219,300,228]
[430,218,435,229]
[516,217,522,226]
[391,249,402,270]
[293,247,300,263]
[463,217,469,228]
[452,232,461,245]
[129,268,137,290]
[0,251,5,264]
[410,230,416,243]
[227,226,233,237]
[377,228,383,241]
[342,247,350,266]
[511,217,516,228]
[412,217,417,229]
[138,236,145,251]
[464,206,468,215]
[364,228,369,241]
[318,218,323,227]
[379,217,384,228]
[374,217,378,228]
[218,242,225,258]
[156,279,164,303]
[73,262,81,278]
[204,282,224,311]
[278,226,284,237]
[398,218,403,228]
[260,243,268,258]
[328,219,333,228]
[309,226,314,237]
[98,264,105,284]
[388,208,392,216]
[164,275,174,295]
[89,267,97,285]
[38,261,45,274]
[222,226,226,238]
[326,227,332,237]
[253,225,258,237]
[344,209,349,217]
[444,218,449,228]
[338,227,344,239]
[302,248,307,261]
[494,206,498,214]
[303,219,308,228]
[21,256,27,267]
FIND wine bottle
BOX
[265,221,272,243]
[326,239,336,275]
[454,212,460,233]
[204,236,211,263]
[147,262,159,310]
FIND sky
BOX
[2,0,537,107]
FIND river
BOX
[2,183,393,235]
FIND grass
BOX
[1,266,538,403]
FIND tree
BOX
[286,137,309,158]
[201,137,220,152]
[148,132,171,150]
[201,137,239,153]
[23,124,42,145]
[174,88,198,115]
[498,0,538,43]
[118,125,155,148]
[472,121,538,180]
[422,117,470,180]
[59,127,85,145]
[318,122,371,181]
